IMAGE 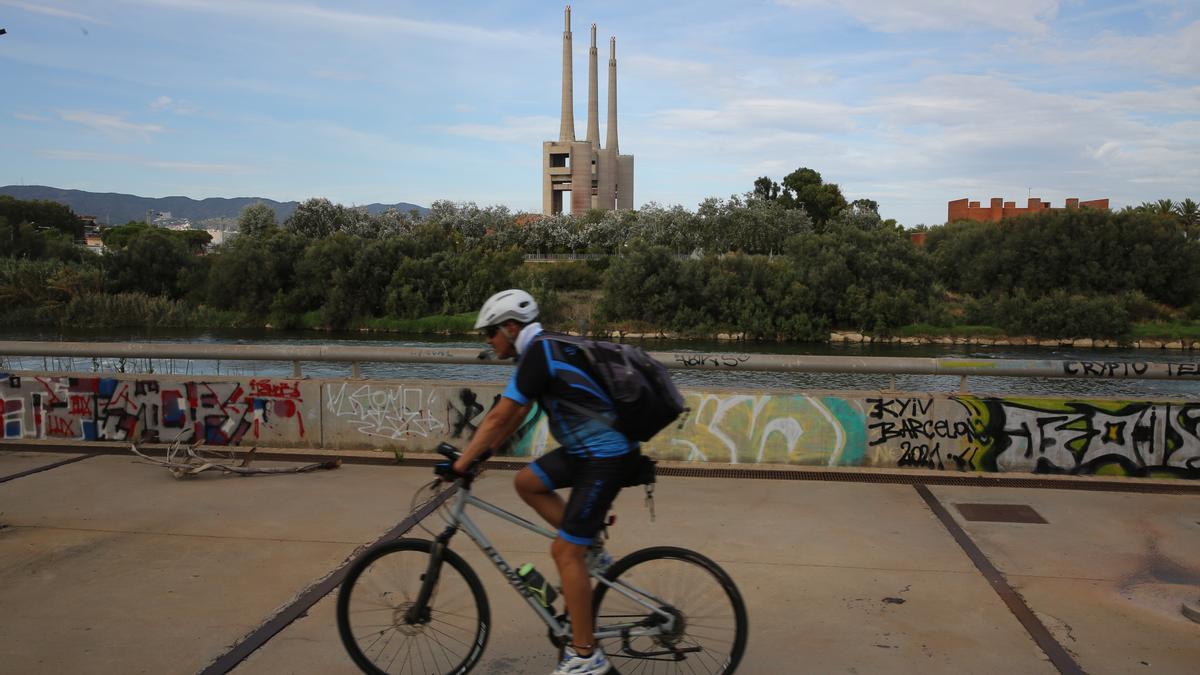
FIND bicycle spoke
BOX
[423,622,467,671]
[594,549,745,675]
[429,607,480,623]
[424,620,475,648]
[338,540,488,675]
[382,631,407,674]
[372,626,402,670]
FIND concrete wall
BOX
[2,370,1196,478]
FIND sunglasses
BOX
[484,325,501,338]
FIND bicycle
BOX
[336,443,748,674]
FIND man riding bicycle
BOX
[449,288,634,675]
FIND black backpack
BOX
[553,336,686,442]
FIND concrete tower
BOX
[542,6,634,216]
[585,24,600,150]
[559,5,575,142]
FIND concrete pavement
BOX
[1,448,1198,674]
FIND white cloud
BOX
[39,149,253,173]
[0,0,107,24]
[12,112,48,122]
[1094,86,1200,115]
[1064,20,1200,77]
[623,63,1198,222]
[776,0,1060,34]
[122,0,541,47]
[148,95,197,114]
[58,110,165,135]
[310,67,369,82]
[1090,140,1120,160]
[656,99,858,134]
[444,116,559,143]
[145,159,252,173]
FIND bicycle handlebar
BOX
[433,442,492,483]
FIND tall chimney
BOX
[605,36,618,153]
[559,6,575,142]
[585,24,600,148]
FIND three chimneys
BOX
[542,5,634,215]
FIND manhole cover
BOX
[955,503,1047,524]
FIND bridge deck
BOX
[0,449,1197,674]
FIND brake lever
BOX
[436,442,461,461]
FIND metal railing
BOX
[522,253,607,262]
[0,341,1196,383]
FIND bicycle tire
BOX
[337,538,490,675]
[592,546,748,674]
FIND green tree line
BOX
[1,172,1197,342]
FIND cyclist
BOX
[450,288,633,675]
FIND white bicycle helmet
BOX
[474,289,539,329]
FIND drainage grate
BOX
[955,503,1048,524]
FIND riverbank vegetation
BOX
[1,176,1198,345]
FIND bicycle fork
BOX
[404,525,459,624]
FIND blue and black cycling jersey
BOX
[501,331,634,458]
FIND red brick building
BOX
[947,197,1109,223]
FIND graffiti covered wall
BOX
[864,395,1200,477]
[0,373,315,446]
[1,370,1196,478]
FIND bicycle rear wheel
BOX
[337,538,489,675]
[592,546,748,674]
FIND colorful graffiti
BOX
[2,368,1197,479]
[507,403,550,458]
[647,392,867,465]
[0,373,305,444]
[868,395,1200,478]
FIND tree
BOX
[237,202,277,238]
[751,167,848,228]
[778,167,848,227]
[103,227,195,299]
[0,196,84,240]
[101,221,208,254]
[785,220,935,333]
[0,215,89,261]
[1174,198,1198,239]
[284,198,361,239]
[424,200,515,249]
[101,221,154,250]
[1138,199,1176,216]
[925,207,1200,308]
[177,229,212,254]
[752,177,780,200]
[848,198,879,217]
[204,230,305,316]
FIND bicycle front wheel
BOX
[593,546,748,674]
[337,538,489,675]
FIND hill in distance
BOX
[0,185,429,226]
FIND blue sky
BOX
[1,0,1197,226]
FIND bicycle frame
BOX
[410,480,676,643]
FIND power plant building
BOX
[542,6,634,215]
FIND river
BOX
[1,327,1196,399]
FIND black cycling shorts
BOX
[529,447,635,546]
